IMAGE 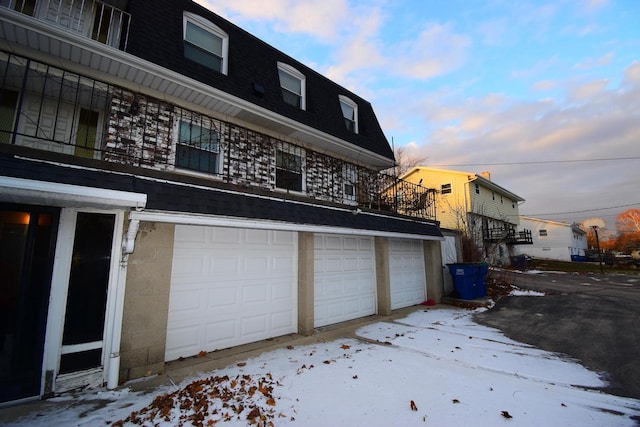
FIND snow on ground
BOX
[509,289,545,297]
[4,307,639,427]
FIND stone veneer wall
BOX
[101,89,377,202]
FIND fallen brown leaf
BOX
[501,410,513,419]
[197,350,207,358]
[410,400,418,411]
[452,399,460,404]
[341,344,351,350]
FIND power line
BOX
[523,202,640,217]
[430,156,640,167]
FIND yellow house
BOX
[401,167,532,262]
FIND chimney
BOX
[480,171,491,180]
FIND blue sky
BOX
[196,0,640,230]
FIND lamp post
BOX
[592,225,603,273]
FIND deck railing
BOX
[0,50,437,222]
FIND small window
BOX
[500,194,503,204]
[183,12,228,74]
[278,63,305,109]
[176,120,220,174]
[0,89,19,144]
[339,95,358,133]
[74,109,99,159]
[441,183,452,194]
[539,229,548,237]
[276,143,305,192]
[13,0,36,16]
[492,191,495,200]
[343,164,357,203]
[475,183,480,194]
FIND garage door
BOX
[390,238,426,309]
[314,234,376,327]
[166,226,297,361]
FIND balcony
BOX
[0,50,437,222]
[1,0,130,49]
[485,228,533,245]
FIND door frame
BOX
[41,207,125,395]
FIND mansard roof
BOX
[125,0,394,165]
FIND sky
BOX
[4,301,640,426]
[191,0,640,230]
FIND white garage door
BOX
[390,238,426,309]
[314,234,376,327]
[166,226,297,361]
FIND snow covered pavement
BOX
[3,306,639,426]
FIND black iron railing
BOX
[485,228,533,245]
[0,50,437,222]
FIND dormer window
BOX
[183,12,228,74]
[339,95,358,133]
[278,63,305,109]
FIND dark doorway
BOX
[59,212,115,374]
[0,205,59,403]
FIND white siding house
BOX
[515,217,587,262]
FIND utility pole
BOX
[592,225,604,273]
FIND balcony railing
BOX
[485,228,533,245]
[3,0,130,49]
[0,50,438,222]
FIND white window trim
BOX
[275,143,306,193]
[171,118,223,177]
[277,62,306,110]
[183,11,229,75]
[342,165,358,205]
[338,95,358,133]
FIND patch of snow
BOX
[509,289,545,297]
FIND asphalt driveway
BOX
[474,269,640,400]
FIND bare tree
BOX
[393,146,429,177]
[616,208,640,234]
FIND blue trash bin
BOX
[447,263,488,300]
[448,264,476,300]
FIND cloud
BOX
[583,0,610,13]
[391,23,470,80]
[567,79,609,101]
[623,61,640,85]
[533,80,558,91]
[511,56,558,80]
[392,62,640,222]
[574,52,614,70]
[193,0,351,42]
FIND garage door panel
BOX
[165,325,200,357]
[212,227,241,243]
[314,234,376,327]
[390,238,426,309]
[166,226,297,361]
[273,230,296,246]
[205,320,235,342]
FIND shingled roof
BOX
[125,0,394,163]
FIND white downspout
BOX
[107,218,140,389]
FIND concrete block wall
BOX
[119,221,174,383]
